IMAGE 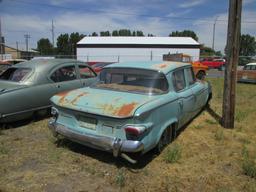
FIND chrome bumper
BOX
[48,119,144,157]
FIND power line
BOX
[7,0,256,23]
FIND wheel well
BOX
[166,123,177,141]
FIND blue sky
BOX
[1,0,256,52]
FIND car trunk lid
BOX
[51,87,159,118]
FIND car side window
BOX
[186,67,196,85]
[78,65,96,79]
[172,69,186,92]
[50,65,77,82]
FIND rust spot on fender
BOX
[116,102,138,117]
[71,92,88,105]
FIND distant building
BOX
[77,36,200,62]
[0,45,39,60]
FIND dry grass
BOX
[0,78,256,192]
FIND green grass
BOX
[0,143,8,155]
[242,146,256,179]
[115,169,126,188]
[215,128,224,141]
[164,143,182,163]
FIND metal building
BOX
[77,36,200,62]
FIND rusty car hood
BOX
[0,81,27,94]
[51,87,160,118]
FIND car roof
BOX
[105,61,191,74]
[246,63,256,66]
[12,59,85,70]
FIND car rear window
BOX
[94,68,168,95]
[0,67,32,82]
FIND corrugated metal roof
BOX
[77,37,199,45]
[105,61,191,74]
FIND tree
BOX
[37,38,53,55]
[239,34,256,56]
[238,34,256,65]
[100,31,111,36]
[56,33,70,56]
[200,45,215,57]
[91,32,98,36]
[56,33,85,57]
[69,32,85,56]
[112,30,119,36]
[169,30,199,41]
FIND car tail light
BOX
[124,126,146,136]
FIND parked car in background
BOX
[2,59,27,65]
[163,53,208,80]
[200,58,226,71]
[49,61,212,163]
[237,63,256,83]
[0,59,97,123]
[0,61,11,74]
[91,62,114,74]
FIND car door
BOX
[185,67,208,112]
[172,68,195,127]
[49,64,82,94]
[77,64,97,87]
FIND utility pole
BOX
[212,16,219,51]
[222,0,242,128]
[0,17,3,60]
[24,34,31,59]
[16,41,19,59]
[51,20,55,47]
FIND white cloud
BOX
[243,0,256,5]
[192,10,256,52]
[179,0,206,8]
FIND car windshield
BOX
[93,67,168,95]
[0,67,32,82]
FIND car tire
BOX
[196,71,206,80]
[155,126,173,153]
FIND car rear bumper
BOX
[48,118,144,157]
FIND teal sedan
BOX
[49,61,212,163]
[0,59,96,123]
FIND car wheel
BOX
[196,71,206,80]
[156,126,173,153]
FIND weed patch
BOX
[215,128,224,141]
[242,146,256,179]
[164,143,182,163]
[115,169,125,188]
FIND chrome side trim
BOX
[1,105,51,118]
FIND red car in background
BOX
[80,62,113,75]
[90,62,114,74]
[200,58,226,71]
